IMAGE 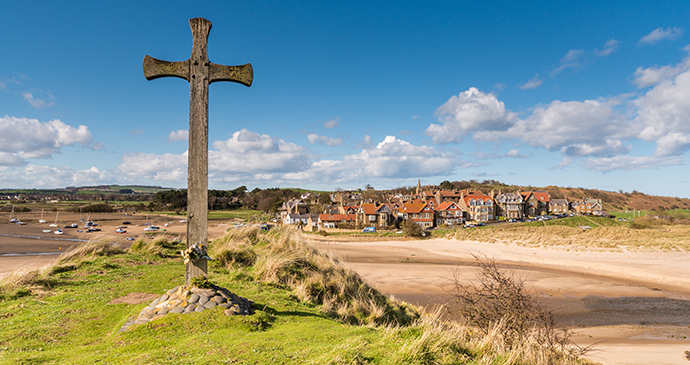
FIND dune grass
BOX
[448,219,690,251]
[0,228,595,364]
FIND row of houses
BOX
[279,188,604,230]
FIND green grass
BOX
[153,209,269,221]
[0,230,594,364]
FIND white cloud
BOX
[0,116,93,165]
[506,149,529,158]
[117,152,188,182]
[639,27,683,46]
[0,165,111,188]
[634,68,690,156]
[426,88,517,144]
[632,47,690,88]
[21,91,54,109]
[115,131,456,187]
[355,135,374,149]
[595,39,620,56]
[581,155,683,172]
[551,49,586,76]
[167,129,189,142]
[285,136,458,182]
[518,74,542,90]
[477,97,634,157]
[210,129,311,176]
[306,133,343,146]
[324,118,339,129]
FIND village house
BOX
[435,201,466,227]
[494,192,525,219]
[573,198,603,216]
[318,213,356,229]
[520,191,550,216]
[550,199,570,214]
[401,202,435,228]
[356,202,395,228]
[458,191,496,222]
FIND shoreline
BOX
[310,236,690,365]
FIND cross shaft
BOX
[143,17,252,285]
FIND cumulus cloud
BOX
[284,136,458,182]
[210,129,311,175]
[117,152,188,182]
[0,165,111,188]
[595,39,620,56]
[639,27,683,46]
[167,129,189,142]
[476,97,634,158]
[632,47,690,88]
[115,131,456,187]
[306,133,344,146]
[0,116,94,165]
[426,88,517,144]
[324,118,339,129]
[634,68,690,156]
[506,149,530,158]
[355,135,374,149]
[519,74,542,90]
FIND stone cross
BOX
[143,17,253,285]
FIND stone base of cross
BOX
[143,17,252,285]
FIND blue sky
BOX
[2,1,690,198]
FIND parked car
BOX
[362,227,376,233]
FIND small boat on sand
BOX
[54,229,64,235]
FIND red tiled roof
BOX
[360,203,377,215]
[462,195,493,205]
[436,201,463,211]
[319,214,355,222]
[533,191,550,202]
[403,203,427,213]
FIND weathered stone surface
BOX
[167,286,180,295]
[118,284,254,331]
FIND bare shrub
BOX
[448,255,589,363]
[402,219,424,237]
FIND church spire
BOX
[416,178,422,196]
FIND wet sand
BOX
[310,237,690,365]
[0,211,230,278]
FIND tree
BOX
[318,192,332,205]
[439,180,454,190]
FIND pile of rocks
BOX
[119,284,254,332]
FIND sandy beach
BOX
[310,237,690,365]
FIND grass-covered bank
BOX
[0,227,593,364]
[445,217,690,251]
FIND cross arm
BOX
[143,55,190,81]
[209,62,253,86]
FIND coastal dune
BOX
[310,237,690,365]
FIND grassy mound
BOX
[0,228,594,364]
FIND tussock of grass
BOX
[58,240,124,265]
[0,267,58,300]
[212,226,419,326]
[129,235,183,257]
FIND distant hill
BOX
[0,185,173,196]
